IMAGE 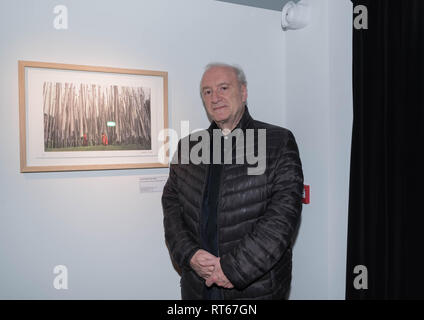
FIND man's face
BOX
[200,66,247,129]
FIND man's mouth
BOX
[213,105,227,111]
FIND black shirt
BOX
[201,134,224,300]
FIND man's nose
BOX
[211,90,221,103]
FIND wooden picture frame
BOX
[19,61,168,172]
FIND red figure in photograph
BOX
[102,133,108,146]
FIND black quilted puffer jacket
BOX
[162,108,303,300]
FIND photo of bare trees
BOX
[43,82,151,152]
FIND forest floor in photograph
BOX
[45,143,150,152]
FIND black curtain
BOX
[346,0,424,299]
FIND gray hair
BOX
[200,62,247,96]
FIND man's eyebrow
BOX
[202,82,230,90]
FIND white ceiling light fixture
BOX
[281,0,311,31]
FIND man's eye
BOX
[203,90,211,95]
[220,86,228,91]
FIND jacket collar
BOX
[207,105,254,134]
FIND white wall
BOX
[327,0,353,299]
[285,0,352,299]
[0,0,286,299]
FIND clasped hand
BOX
[189,249,234,289]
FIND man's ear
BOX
[241,84,248,102]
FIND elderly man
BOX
[162,63,303,300]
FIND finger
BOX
[201,271,213,278]
[200,265,214,274]
[199,259,215,267]
[199,257,215,265]
[202,253,218,261]
[225,284,234,289]
[199,262,215,268]
[208,275,218,286]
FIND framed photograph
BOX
[19,61,168,172]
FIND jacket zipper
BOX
[216,162,225,299]
[199,163,209,247]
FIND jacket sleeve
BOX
[162,150,200,272]
[220,130,304,289]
